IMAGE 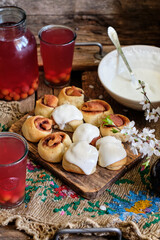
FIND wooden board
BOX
[9,114,142,199]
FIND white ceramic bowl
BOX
[98,45,160,110]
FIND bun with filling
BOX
[62,141,98,175]
[35,94,58,118]
[96,136,127,170]
[100,114,130,142]
[81,99,113,127]
[22,115,52,142]
[51,104,83,132]
[58,86,84,109]
[38,132,72,163]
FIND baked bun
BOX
[22,115,52,142]
[51,104,83,132]
[35,94,58,118]
[58,86,84,109]
[72,123,100,146]
[38,132,72,163]
[81,99,113,127]
[62,141,98,175]
[96,136,127,170]
[100,114,130,142]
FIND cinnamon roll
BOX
[72,123,100,146]
[96,136,127,170]
[58,86,84,109]
[38,132,72,163]
[51,104,83,132]
[22,116,52,142]
[100,114,130,142]
[62,141,98,175]
[35,94,58,118]
[81,99,113,127]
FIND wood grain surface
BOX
[2,0,160,72]
[2,0,160,47]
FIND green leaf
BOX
[142,159,150,168]
[102,116,114,126]
[112,128,119,133]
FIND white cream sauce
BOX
[98,142,127,167]
[65,141,98,175]
[72,123,100,143]
[96,136,122,149]
[111,68,160,102]
[51,104,83,130]
[96,136,126,167]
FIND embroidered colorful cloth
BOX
[0,155,160,240]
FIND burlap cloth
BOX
[0,99,34,131]
[0,101,160,240]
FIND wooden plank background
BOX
[1,0,160,71]
[1,0,160,46]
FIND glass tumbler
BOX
[39,25,77,88]
[0,132,28,208]
[0,6,39,101]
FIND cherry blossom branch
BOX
[121,121,160,156]
[138,80,160,122]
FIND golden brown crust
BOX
[43,95,58,108]
[63,119,83,132]
[22,115,52,142]
[35,95,58,118]
[58,86,84,109]
[38,132,72,163]
[52,119,83,132]
[106,156,127,170]
[100,114,130,142]
[62,155,96,175]
[81,99,113,126]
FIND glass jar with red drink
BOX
[0,132,28,208]
[0,6,39,101]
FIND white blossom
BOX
[130,145,139,155]
[130,139,142,155]
[145,109,153,122]
[138,128,155,140]
[154,149,160,156]
[156,107,160,115]
[140,141,153,157]
[121,121,138,136]
[140,100,150,110]
[150,108,160,122]
[120,123,159,160]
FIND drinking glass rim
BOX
[0,6,26,28]
[38,24,77,46]
[0,132,28,167]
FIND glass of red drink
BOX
[39,25,77,88]
[0,132,28,208]
[0,6,39,101]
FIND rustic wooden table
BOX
[1,0,160,239]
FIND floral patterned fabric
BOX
[0,156,159,240]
